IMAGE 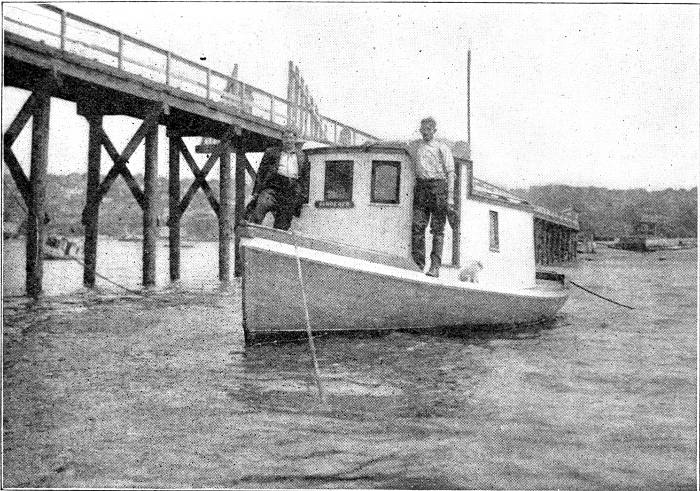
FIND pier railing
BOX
[3,3,379,145]
[472,177,579,229]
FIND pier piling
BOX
[142,122,159,287]
[168,131,181,282]
[83,115,103,287]
[219,146,231,283]
[26,89,51,297]
[234,145,247,277]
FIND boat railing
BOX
[3,4,379,145]
[472,177,531,206]
[472,178,579,229]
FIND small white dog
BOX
[459,260,483,283]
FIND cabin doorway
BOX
[419,158,462,269]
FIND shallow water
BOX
[2,240,697,488]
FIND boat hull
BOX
[240,232,569,341]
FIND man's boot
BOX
[412,227,426,270]
[426,235,444,277]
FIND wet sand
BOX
[2,247,697,488]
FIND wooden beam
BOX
[451,159,461,267]
[100,131,146,208]
[26,90,51,297]
[142,122,158,286]
[234,144,247,277]
[95,103,162,204]
[83,115,102,287]
[178,126,237,216]
[244,158,257,180]
[168,131,181,282]
[2,146,31,207]
[177,138,220,217]
[3,91,37,147]
[219,150,231,283]
[5,34,308,143]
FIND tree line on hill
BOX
[3,172,254,241]
[3,173,697,240]
[512,185,697,239]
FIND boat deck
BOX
[242,232,569,299]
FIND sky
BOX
[2,2,699,190]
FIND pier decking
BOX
[3,4,377,296]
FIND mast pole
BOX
[467,49,471,153]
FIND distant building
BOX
[633,214,665,236]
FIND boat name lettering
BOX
[314,200,355,209]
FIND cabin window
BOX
[489,210,499,252]
[371,161,401,204]
[323,160,354,202]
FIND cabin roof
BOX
[303,144,410,156]
[471,178,531,207]
[302,145,578,228]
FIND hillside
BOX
[3,172,255,241]
[4,174,697,240]
[513,185,697,239]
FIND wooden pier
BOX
[533,208,579,266]
[3,4,376,296]
[472,179,579,266]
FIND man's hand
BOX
[447,201,458,228]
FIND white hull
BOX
[240,225,569,341]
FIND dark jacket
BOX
[251,146,310,216]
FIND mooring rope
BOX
[11,194,142,295]
[290,225,327,404]
[67,256,143,295]
[569,280,635,310]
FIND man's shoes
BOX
[426,262,440,277]
[426,235,444,277]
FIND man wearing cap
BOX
[407,117,455,277]
[247,129,310,230]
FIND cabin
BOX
[633,214,664,236]
[276,145,543,290]
[242,144,574,338]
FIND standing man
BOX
[247,128,310,230]
[408,117,455,277]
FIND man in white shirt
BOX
[247,129,310,230]
[408,117,455,277]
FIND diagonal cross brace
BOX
[243,156,257,180]
[2,145,31,207]
[100,130,146,208]
[178,126,238,217]
[2,86,56,209]
[177,138,220,217]
[94,103,163,207]
[3,92,40,208]
[4,91,38,148]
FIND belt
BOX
[272,173,298,184]
[416,178,446,183]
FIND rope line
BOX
[570,280,635,310]
[290,225,327,404]
[68,256,143,295]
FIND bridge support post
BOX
[560,228,565,263]
[168,131,181,282]
[533,219,540,266]
[26,90,51,297]
[234,145,247,277]
[83,115,103,287]
[219,149,231,284]
[143,124,158,287]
